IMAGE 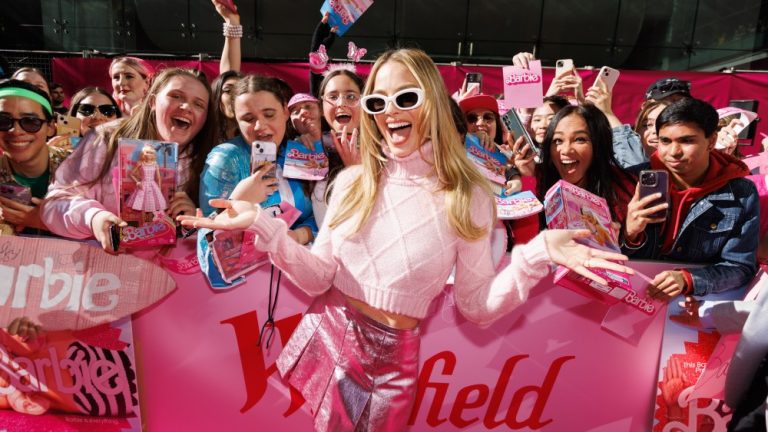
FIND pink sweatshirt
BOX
[41,124,192,240]
[248,142,554,326]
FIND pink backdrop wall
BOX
[53,57,768,154]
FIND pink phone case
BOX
[594,66,620,92]
[218,0,237,13]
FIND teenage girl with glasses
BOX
[180,48,632,431]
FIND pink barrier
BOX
[52,58,768,154]
[129,240,681,431]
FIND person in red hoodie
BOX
[621,97,759,300]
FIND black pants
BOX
[728,356,768,431]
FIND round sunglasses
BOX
[360,88,425,114]
[0,115,46,133]
[77,103,118,117]
[466,112,496,123]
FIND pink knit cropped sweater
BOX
[249,142,553,326]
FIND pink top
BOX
[248,141,553,325]
[41,123,192,239]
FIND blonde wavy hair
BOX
[329,48,494,241]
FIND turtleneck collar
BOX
[382,140,437,183]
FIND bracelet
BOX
[223,23,243,38]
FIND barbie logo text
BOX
[287,149,327,161]
[0,345,130,397]
[0,257,119,312]
[329,0,353,24]
[121,222,167,242]
[622,290,655,315]
[505,71,541,86]
[467,146,501,165]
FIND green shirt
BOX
[13,168,51,199]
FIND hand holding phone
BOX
[593,66,620,92]
[637,170,669,220]
[251,141,277,178]
[464,72,483,94]
[555,59,574,77]
[501,109,541,164]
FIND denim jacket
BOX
[612,124,648,169]
[622,163,759,296]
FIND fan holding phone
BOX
[622,98,759,301]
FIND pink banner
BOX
[126,239,685,431]
[53,58,768,154]
[0,236,176,331]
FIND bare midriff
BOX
[344,294,420,330]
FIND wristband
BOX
[223,23,243,38]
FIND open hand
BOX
[544,229,633,286]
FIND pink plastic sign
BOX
[502,60,543,109]
[0,318,141,431]
[130,242,682,431]
[0,236,176,330]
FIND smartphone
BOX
[638,170,669,220]
[594,66,620,92]
[110,223,121,252]
[465,72,483,94]
[251,141,277,178]
[501,109,542,164]
[555,59,574,77]
[56,114,81,137]
[0,183,32,205]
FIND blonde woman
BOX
[179,48,631,431]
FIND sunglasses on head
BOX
[0,115,46,133]
[646,79,691,99]
[77,103,118,117]
[466,112,496,123]
[361,88,425,114]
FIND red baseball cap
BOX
[458,94,500,115]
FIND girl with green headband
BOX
[0,79,71,235]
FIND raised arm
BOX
[213,0,242,74]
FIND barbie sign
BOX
[0,237,176,331]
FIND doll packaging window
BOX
[464,134,507,195]
[116,139,178,249]
[544,180,633,304]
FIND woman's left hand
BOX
[0,197,45,232]
[544,229,633,286]
[332,126,361,166]
[168,192,196,219]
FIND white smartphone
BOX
[594,66,620,92]
[251,141,277,178]
[555,59,574,77]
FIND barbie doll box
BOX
[544,180,633,304]
[116,139,178,249]
[465,134,506,194]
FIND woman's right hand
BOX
[624,184,668,243]
[229,163,279,204]
[510,133,535,177]
[332,126,360,166]
[212,0,239,23]
[90,210,126,253]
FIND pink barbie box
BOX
[544,180,633,305]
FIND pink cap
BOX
[288,93,320,109]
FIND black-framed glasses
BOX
[466,112,496,123]
[323,92,361,107]
[77,103,118,117]
[0,115,45,133]
[361,88,425,114]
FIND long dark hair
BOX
[87,68,217,206]
[537,103,634,221]
[211,70,244,142]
